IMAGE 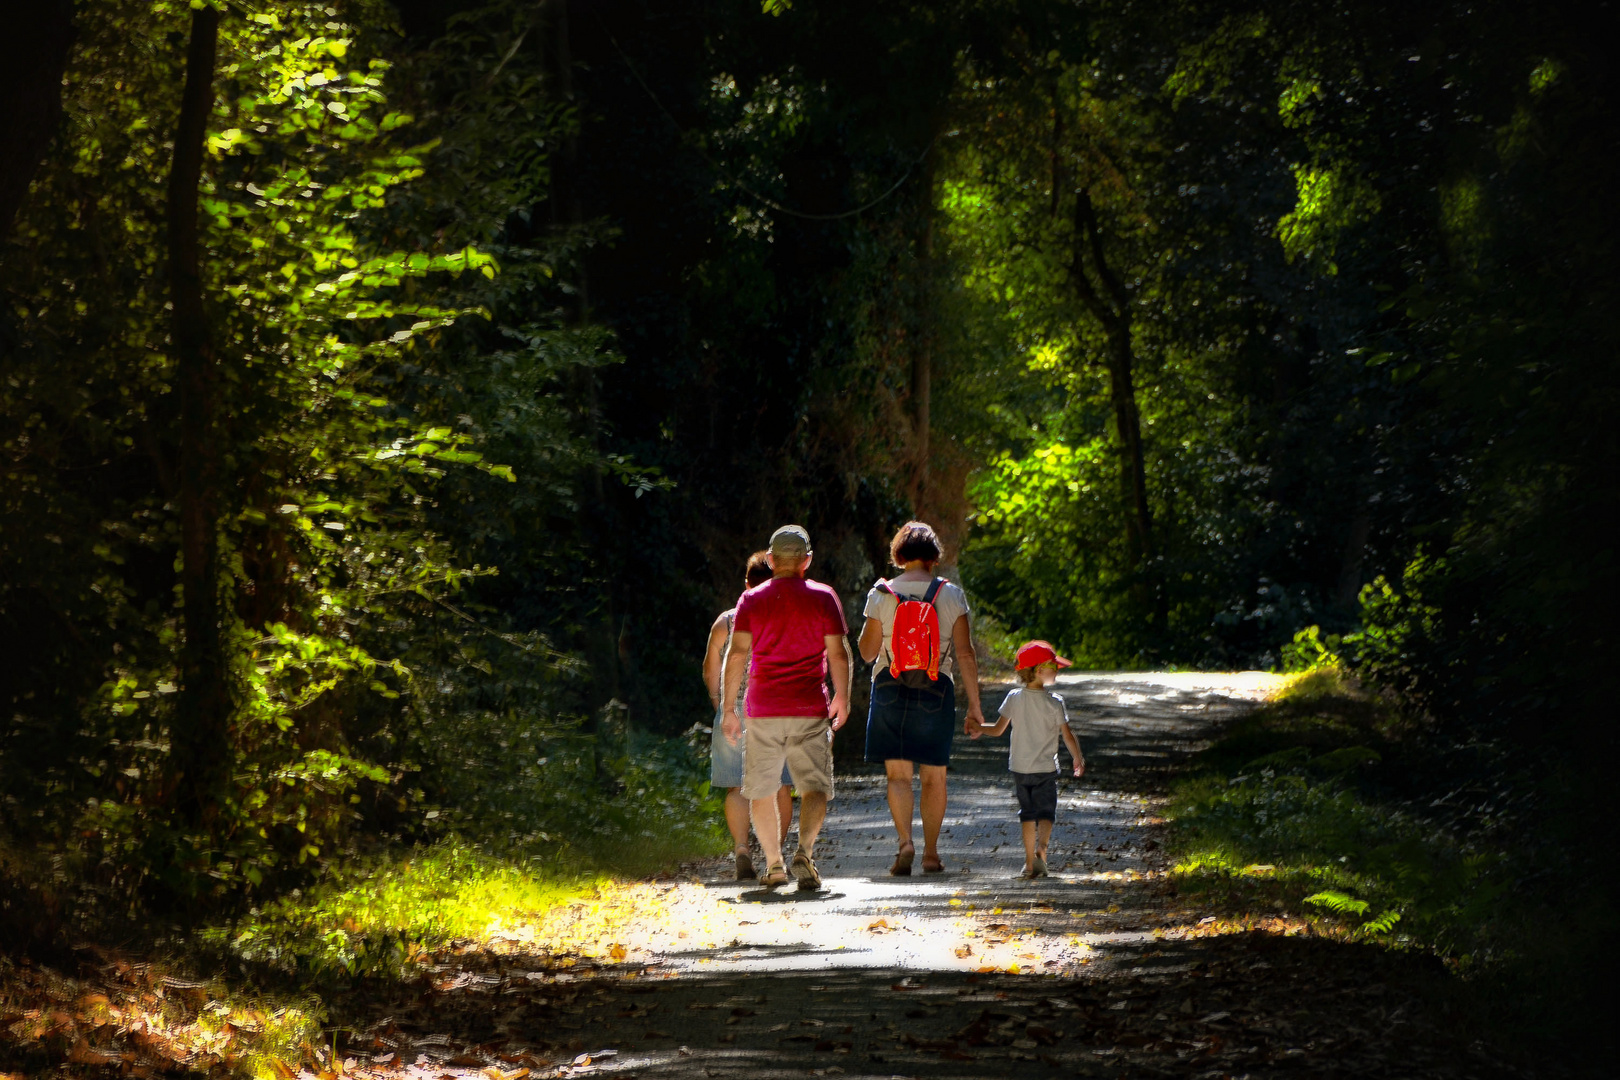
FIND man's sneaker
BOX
[735,851,757,881]
[791,850,822,891]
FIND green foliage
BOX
[0,0,639,917]
[216,841,598,982]
[1167,678,1498,954]
[218,734,723,984]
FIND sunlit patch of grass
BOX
[1165,667,1489,952]
[215,841,607,983]
[1273,664,1358,702]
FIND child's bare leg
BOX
[1021,821,1038,873]
[1036,819,1053,858]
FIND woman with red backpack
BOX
[857,521,987,874]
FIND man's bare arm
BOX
[825,633,851,730]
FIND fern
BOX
[1305,890,1370,916]
[1362,909,1403,935]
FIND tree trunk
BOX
[0,0,74,245]
[1064,187,1163,630]
[167,4,231,828]
[1103,324,1154,567]
[909,149,937,528]
[909,311,931,514]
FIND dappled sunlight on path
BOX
[310,671,1527,1080]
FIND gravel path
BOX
[336,672,1531,1080]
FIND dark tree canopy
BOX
[0,0,1614,1058]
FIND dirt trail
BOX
[333,673,1529,1080]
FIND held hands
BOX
[1073,758,1086,778]
[721,708,743,746]
[963,702,986,739]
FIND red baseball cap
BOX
[1015,640,1072,670]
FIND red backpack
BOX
[876,578,945,688]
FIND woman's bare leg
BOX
[919,764,948,869]
[724,787,750,853]
[884,759,916,853]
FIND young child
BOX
[976,640,1085,878]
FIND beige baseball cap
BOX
[769,524,811,559]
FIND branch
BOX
[1076,187,1130,316]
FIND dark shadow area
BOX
[308,929,1521,1080]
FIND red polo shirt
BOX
[733,576,848,717]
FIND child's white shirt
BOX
[1000,687,1069,774]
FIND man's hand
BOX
[828,693,850,732]
[963,702,986,738]
[722,708,743,746]
[1072,759,1086,778]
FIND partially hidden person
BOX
[721,525,851,891]
[858,520,986,875]
[975,640,1085,878]
[702,550,794,881]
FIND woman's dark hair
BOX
[745,550,773,588]
[890,521,942,568]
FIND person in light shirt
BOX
[974,640,1085,878]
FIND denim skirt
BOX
[863,670,956,767]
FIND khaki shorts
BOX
[742,715,835,800]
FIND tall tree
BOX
[165,2,231,827]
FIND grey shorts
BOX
[1013,771,1059,822]
[709,707,791,790]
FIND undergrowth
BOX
[214,731,728,985]
[1165,665,1615,1071]
[1165,667,1499,957]
[2,730,727,1078]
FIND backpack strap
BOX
[921,577,944,606]
[874,580,897,598]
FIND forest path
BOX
[333,673,1527,1080]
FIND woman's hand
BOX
[963,702,986,738]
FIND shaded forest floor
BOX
[4,674,1538,1079]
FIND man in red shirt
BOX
[721,525,851,890]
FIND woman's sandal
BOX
[761,864,790,890]
[921,856,946,874]
[890,844,915,877]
